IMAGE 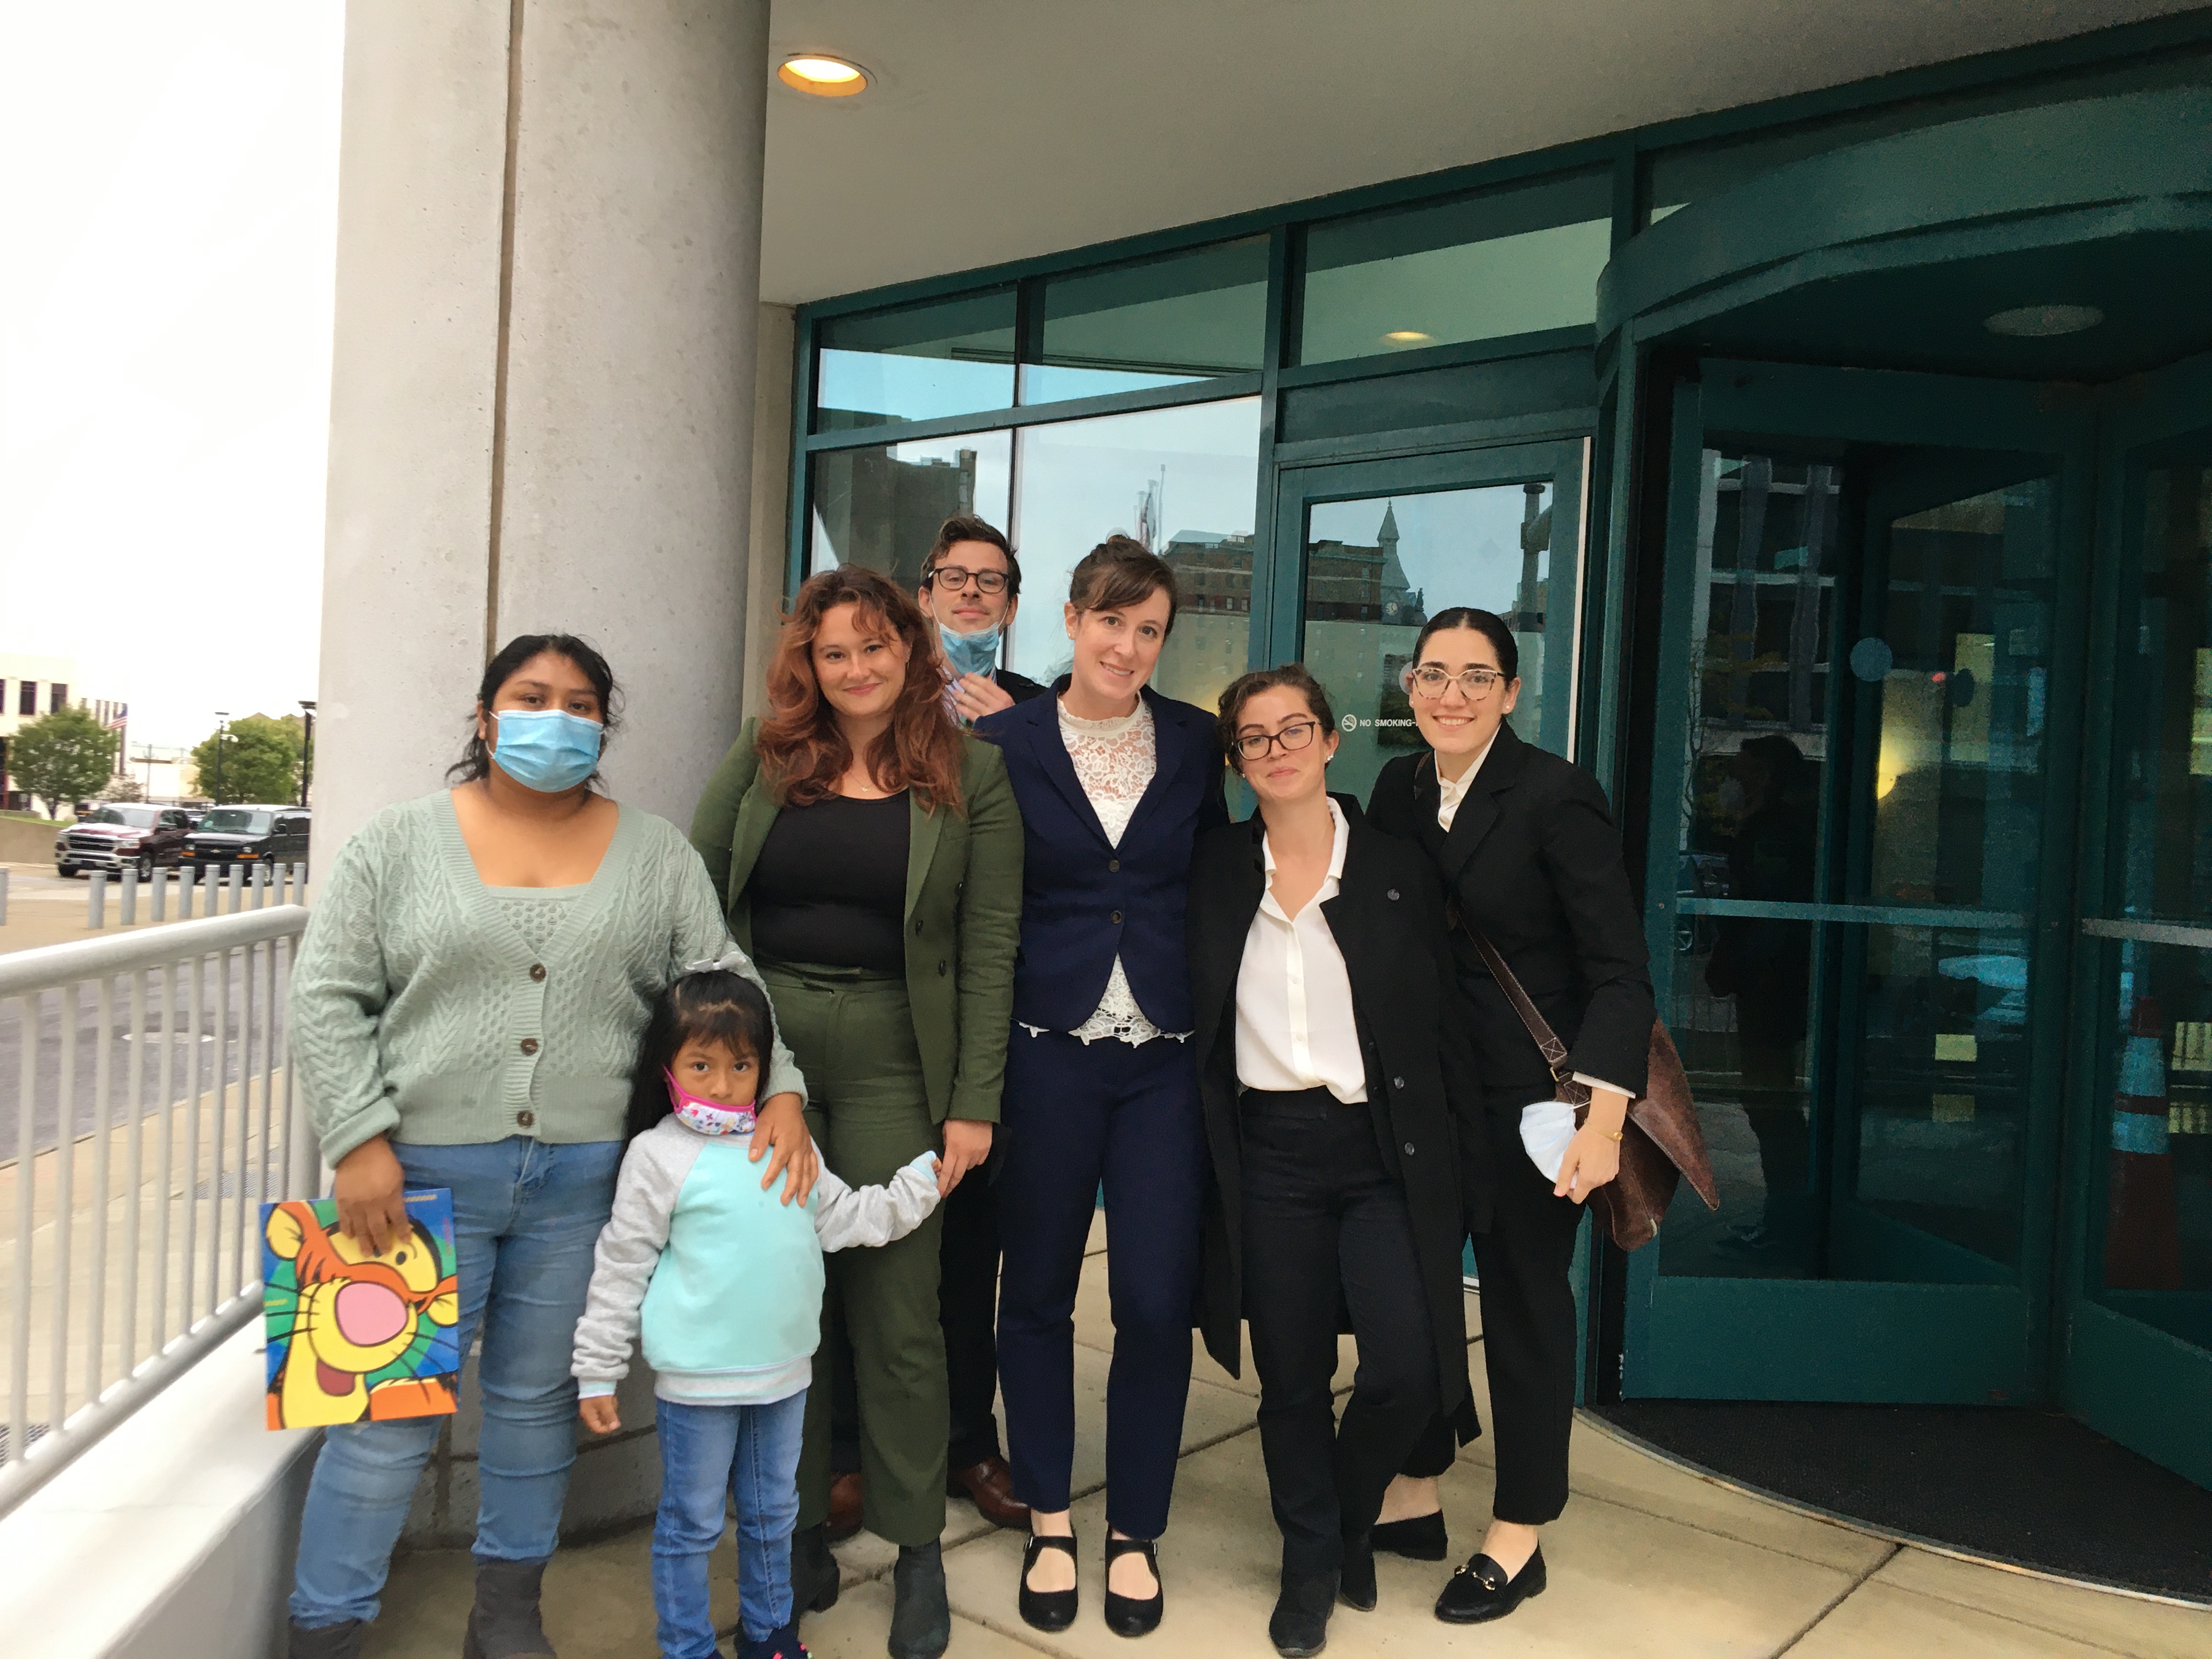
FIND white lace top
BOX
[1056,700,1183,1046]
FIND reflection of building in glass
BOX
[1160,531,1255,714]
[813,445,979,589]
[1303,504,1433,790]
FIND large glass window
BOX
[1300,480,1572,804]
[814,291,1017,432]
[1009,399,1262,713]
[2089,443,2212,1343]
[1024,236,1268,404]
[1297,171,1612,366]
[808,432,1012,591]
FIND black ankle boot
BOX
[1267,1571,1337,1657]
[462,1558,555,1658]
[889,1542,951,1659]
[286,1620,365,1659]
[789,1522,840,1616]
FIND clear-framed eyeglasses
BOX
[1232,720,1321,761]
[925,564,1009,595]
[1402,664,1508,699]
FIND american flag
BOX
[103,704,128,730]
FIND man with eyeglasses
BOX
[917,515,1049,724]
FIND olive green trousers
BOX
[761,962,948,1547]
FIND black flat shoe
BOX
[1103,1535,1164,1637]
[1018,1533,1079,1633]
[1434,1547,1546,1624]
[1370,1509,1448,1561]
[1338,1533,1376,1612]
[1267,1571,1337,1657]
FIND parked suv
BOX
[55,804,198,879]
[179,806,311,879]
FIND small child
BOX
[572,958,940,1659]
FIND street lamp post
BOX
[212,712,228,806]
[298,700,316,807]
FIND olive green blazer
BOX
[689,721,1024,1125]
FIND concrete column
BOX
[314,0,770,868]
[742,302,795,727]
[312,0,770,1544]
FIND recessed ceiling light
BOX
[778,54,870,96]
[1381,330,1434,347]
[1984,303,2103,338]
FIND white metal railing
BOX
[1,903,315,1515]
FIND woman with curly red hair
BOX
[690,566,1024,1659]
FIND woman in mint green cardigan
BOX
[284,635,817,1659]
[691,567,1022,1659]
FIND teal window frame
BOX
[788,10,2212,616]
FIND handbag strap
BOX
[1451,903,1577,1090]
[1416,753,1578,1093]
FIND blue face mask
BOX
[938,622,1001,681]
[492,709,603,793]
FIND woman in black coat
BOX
[1366,607,1654,1626]
[1187,664,1487,1658]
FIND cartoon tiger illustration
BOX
[264,1200,461,1429]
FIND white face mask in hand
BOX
[1520,1100,1580,1184]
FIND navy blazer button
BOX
[1109,858,1120,872]
[1111,910,1123,924]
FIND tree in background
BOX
[190,713,303,805]
[11,707,121,817]
[96,775,148,803]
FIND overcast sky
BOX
[0,3,343,753]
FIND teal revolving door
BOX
[1596,87,2212,1487]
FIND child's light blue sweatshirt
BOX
[571,1115,939,1405]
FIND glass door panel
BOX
[1272,441,1587,806]
[1629,364,2081,1404]
[2068,404,2212,1487]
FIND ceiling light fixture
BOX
[778,54,870,96]
[1984,303,2103,338]
[1381,330,1434,347]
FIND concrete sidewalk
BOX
[366,1215,2212,1659]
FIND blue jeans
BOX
[653,1392,808,1655]
[288,1137,623,1629]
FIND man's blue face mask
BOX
[938,622,1001,681]
[492,709,603,793]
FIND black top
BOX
[1367,721,1655,1103]
[749,791,911,974]
[995,666,1051,705]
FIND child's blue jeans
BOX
[653,1390,809,1656]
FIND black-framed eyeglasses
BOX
[1404,664,1506,699]
[1232,720,1321,761]
[926,564,1009,595]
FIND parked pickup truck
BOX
[55,804,199,879]
[178,805,311,879]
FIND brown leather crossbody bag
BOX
[1452,915,1720,1250]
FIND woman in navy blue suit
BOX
[976,535,1228,1639]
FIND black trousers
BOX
[940,1159,1005,1470]
[1243,1087,1440,1579]
[830,1160,1005,1476]
[1406,1087,1583,1525]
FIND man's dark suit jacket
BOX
[994,666,1049,705]
[1367,721,1655,1106]
[1184,797,1486,1414]
[975,680,1227,1034]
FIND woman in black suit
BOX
[1366,607,1654,1626]
[1187,664,1486,1658]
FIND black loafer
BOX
[1103,1536,1164,1637]
[1267,1571,1336,1656]
[1338,1533,1376,1611]
[1018,1533,1078,1633]
[1434,1547,1546,1624]
[1370,1509,1448,1561]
